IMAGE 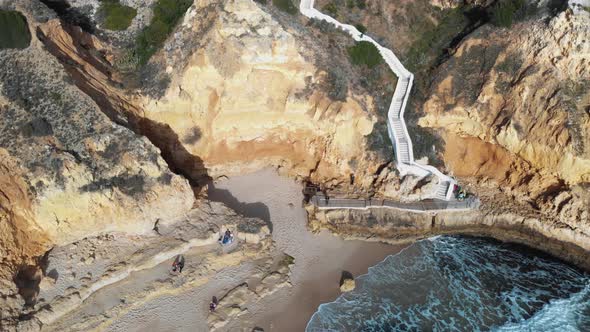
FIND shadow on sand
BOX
[207,183,273,233]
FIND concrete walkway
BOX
[311,195,480,213]
[299,0,457,201]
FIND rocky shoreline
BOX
[5,202,272,332]
[1,0,588,330]
[307,205,590,272]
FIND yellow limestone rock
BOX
[421,12,590,186]
[142,0,377,186]
[340,278,356,292]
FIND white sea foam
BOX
[306,236,590,332]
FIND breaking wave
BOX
[306,236,589,332]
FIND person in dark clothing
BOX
[172,255,185,273]
[210,296,218,312]
[220,229,234,245]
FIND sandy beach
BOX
[43,169,408,331]
[207,169,408,331]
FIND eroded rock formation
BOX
[305,1,589,269]
[0,2,193,328]
[1,0,589,329]
[419,8,590,249]
[139,0,389,191]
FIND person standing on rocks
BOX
[209,296,218,312]
[172,255,185,273]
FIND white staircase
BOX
[299,0,457,201]
[435,181,451,200]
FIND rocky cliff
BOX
[1,0,589,329]
[418,6,590,252]
[0,1,193,328]
[137,0,395,191]
[306,0,589,268]
[0,0,193,250]
[33,0,408,193]
[422,9,590,187]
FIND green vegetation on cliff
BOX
[405,7,468,73]
[0,10,31,49]
[355,23,367,34]
[99,0,137,31]
[346,0,366,9]
[135,0,193,65]
[273,0,298,14]
[348,41,382,69]
[323,3,338,16]
[489,0,526,27]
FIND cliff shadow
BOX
[13,248,53,307]
[136,117,210,189]
[36,24,211,193]
[207,183,272,233]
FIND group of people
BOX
[170,230,235,274]
[170,230,236,312]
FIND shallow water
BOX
[307,236,590,332]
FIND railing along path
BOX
[299,0,458,201]
[311,195,480,213]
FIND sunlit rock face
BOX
[421,10,590,186]
[418,10,590,244]
[302,0,590,270]
[0,2,194,316]
[140,0,383,190]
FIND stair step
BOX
[435,182,450,198]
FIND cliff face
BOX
[138,0,389,191]
[0,149,50,322]
[33,0,403,194]
[421,10,590,186]
[418,9,590,243]
[0,21,194,247]
[0,2,195,322]
[304,2,589,266]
